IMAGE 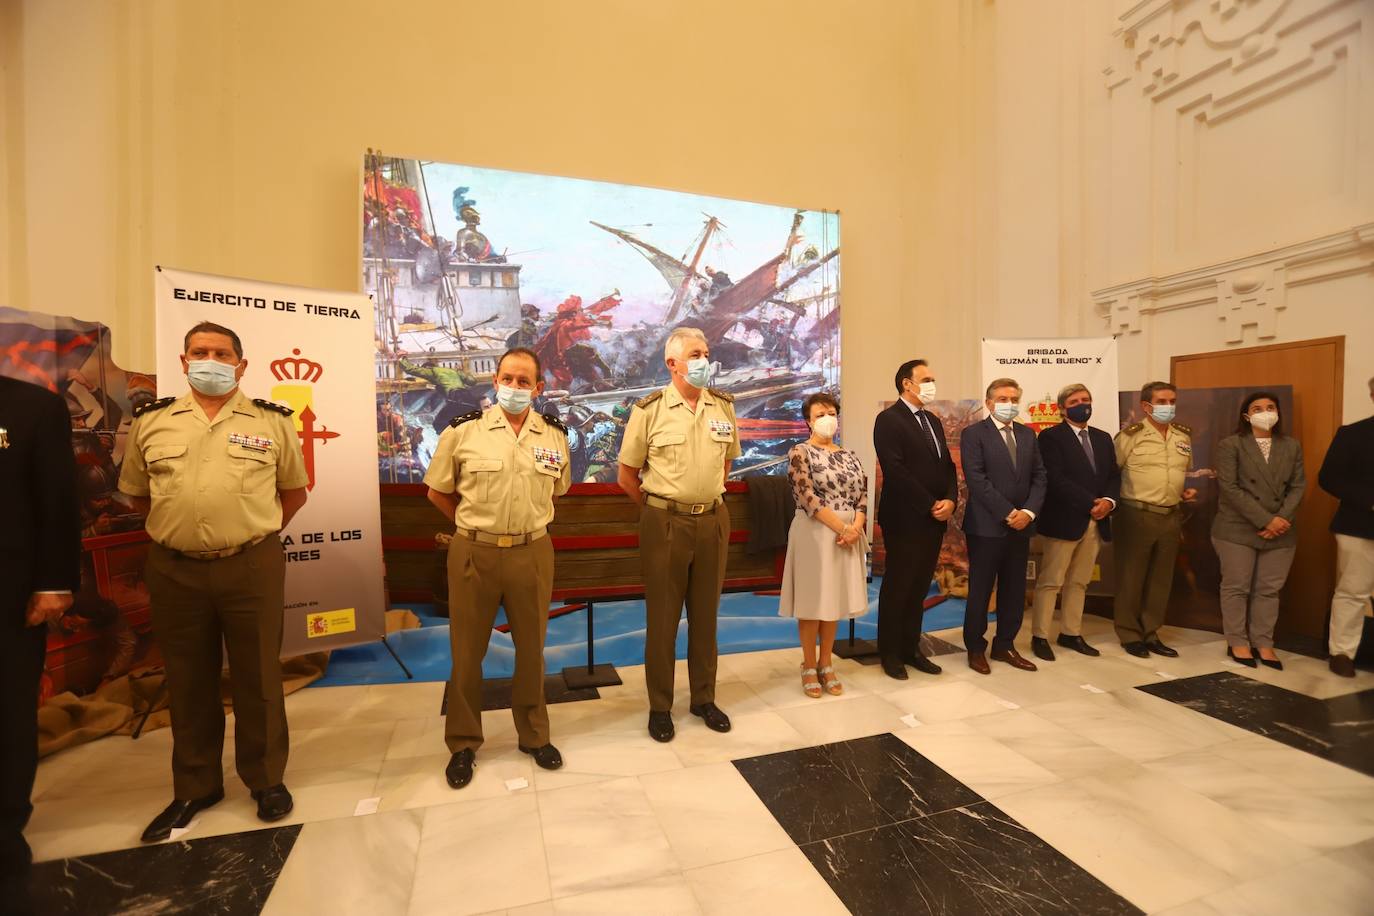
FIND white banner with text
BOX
[980,337,1121,435]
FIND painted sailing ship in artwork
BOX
[363,154,841,484]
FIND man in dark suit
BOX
[1318,375,1374,677]
[960,378,1046,674]
[1030,383,1120,662]
[0,376,81,903]
[873,359,958,680]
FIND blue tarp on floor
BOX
[311,577,969,687]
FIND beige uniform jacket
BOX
[618,384,743,504]
[1115,421,1193,506]
[424,406,572,534]
[117,390,308,552]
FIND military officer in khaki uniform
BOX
[118,321,308,842]
[1113,381,1197,658]
[424,347,571,789]
[618,327,741,743]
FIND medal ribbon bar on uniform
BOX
[228,432,273,451]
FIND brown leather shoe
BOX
[990,648,1037,671]
[967,652,991,675]
[1330,654,1356,678]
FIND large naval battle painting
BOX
[363,154,842,484]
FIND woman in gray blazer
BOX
[1211,391,1305,669]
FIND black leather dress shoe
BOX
[881,658,909,680]
[141,788,225,842]
[1122,641,1150,658]
[446,748,476,788]
[519,743,564,770]
[1330,654,1356,677]
[252,784,294,822]
[648,711,675,742]
[905,654,942,676]
[1145,640,1178,658]
[1031,637,1056,662]
[690,703,732,733]
[1227,646,1258,668]
[1057,634,1100,657]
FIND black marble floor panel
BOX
[1136,671,1374,777]
[735,734,1141,915]
[27,824,300,915]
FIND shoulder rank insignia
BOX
[448,410,482,428]
[252,398,294,417]
[635,390,664,409]
[1120,422,1143,436]
[541,411,568,434]
[133,396,176,418]
[1171,422,1193,435]
[707,387,735,403]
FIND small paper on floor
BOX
[1079,683,1105,694]
[167,819,199,841]
[1154,671,1178,680]
[505,777,530,791]
[997,699,1020,709]
[353,797,381,816]
[900,713,923,728]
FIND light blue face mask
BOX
[1150,404,1177,424]
[496,384,533,415]
[186,359,240,396]
[685,357,713,388]
[992,402,1020,423]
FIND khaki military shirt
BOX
[424,406,572,534]
[619,384,743,503]
[118,391,308,552]
[1115,420,1193,506]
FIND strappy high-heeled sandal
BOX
[800,665,822,699]
[818,665,844,696]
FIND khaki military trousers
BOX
[640,501,728,713]
[1032,524,1101,639]
[445,534,553,753]
[1112,504,1181,644]
[145,535,288,800]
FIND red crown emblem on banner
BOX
[271,349,324,383]
[1027,399,1062,433]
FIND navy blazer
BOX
[960,418,1047,538]
[1319,415,1374,539]
[1036,421,1121,542]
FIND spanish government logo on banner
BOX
[270,348,340,491]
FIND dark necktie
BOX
[1002,424,1017,470]
[1079,428,1096,472]
[916,410,941,458]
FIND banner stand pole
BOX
[379,636,414,680]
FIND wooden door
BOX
[1172,337,1345,643]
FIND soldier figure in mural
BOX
[506,304,541,350]
[532,293,621,391]
[398,355,487,431]
[454,204,507,264]
[560,399,632,483]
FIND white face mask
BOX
[1249,410,1278,431]
[812,415,838,439]
[916,381,937,404]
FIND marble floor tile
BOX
[285,720,398,773]
[881,678,1016,723]
[538,776,681,898]
[666,709,809,768]
[967,709,1137,780]
[410,793,549,916]
[994,780,1234,912]
[373,746,535,812]
[30,824,300,915]
[1038,654,1171,693]
[666,678,771,717]
[800,802,1140,916]
[1150,901,1228,916]
[748,670,874,710]
[262,810,423,916]
[281,684,372,729]
[386,711,520,761]
[34,729,179,801]
[892,722,1061,799]
[774,693,907,744]
[349,681,449,723]
[550,873,701,915]
[28,782,183,862]
[733,733,981,844]
[187,772,382,840]
[1198,852,1374,916]
[684,847,849,916]
[1030,694,1221,762]
[639,761,793,869]
[529,728,684,792]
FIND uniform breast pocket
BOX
[226,444,276,494]
[145,443,188,496]
[466,458,503,502]
[648,432,685,477]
